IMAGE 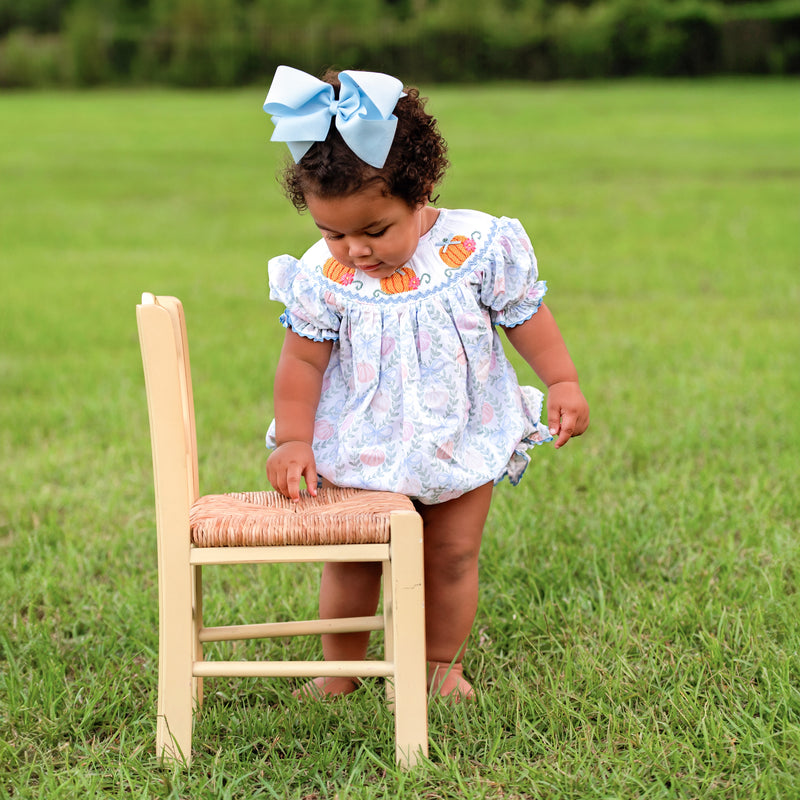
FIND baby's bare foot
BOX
[293,676,360,699]
[427,661,475,702]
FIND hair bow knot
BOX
[263,65,405,168]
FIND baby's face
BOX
[306,185,426,281]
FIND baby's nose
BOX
[348,238,372,258]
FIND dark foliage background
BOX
[1,0,798,87]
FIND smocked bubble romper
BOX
[266,208,553,505]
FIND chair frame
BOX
[136,293,428,767]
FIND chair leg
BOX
[193,564,204,710]
[157,558,195,764]
[388,511,428,767]
[382,559,396,706]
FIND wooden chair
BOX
[136,293,428,767]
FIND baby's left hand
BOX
[547,381,590,449]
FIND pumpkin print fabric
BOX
[267,208,552,505]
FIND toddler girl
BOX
[263,66,589,700]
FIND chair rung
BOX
[199,615,385,642]
[189,543,390,565]
[192,659,394,678]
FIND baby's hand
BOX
[266,441,318,501]
[547,381,590,449]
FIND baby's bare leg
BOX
[417,482,493,699]
[298,481,493,699]
[295,478,381,697]
[295,560,382,697]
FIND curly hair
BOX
[280,70,449,211]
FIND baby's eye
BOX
[325,233,344,241]
[367,228,388,238]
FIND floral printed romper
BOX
[266,208,553,504]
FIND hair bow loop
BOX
[263,65,404,168]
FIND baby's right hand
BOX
[266,441,318,502]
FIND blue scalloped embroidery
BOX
[279,310,339,342]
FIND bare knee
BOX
[419,482,492,584]
[321,560,382,602]
[425,537,481,584]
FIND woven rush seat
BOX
[190,487,416,547]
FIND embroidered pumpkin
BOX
[438,235,476,268]
[380,266,420,295]
[323,257,356,286]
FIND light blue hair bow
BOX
[263,65,405,169]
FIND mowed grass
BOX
[1,79,798,798]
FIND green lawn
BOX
[1,78,799,799]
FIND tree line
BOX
[1,0,798,87]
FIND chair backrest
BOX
[137,294,200,529]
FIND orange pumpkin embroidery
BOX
[380,266,420,295]
[438,235,476,268]
[323,257,356,286]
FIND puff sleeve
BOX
[268,253,341,342]
[478,217,547,328]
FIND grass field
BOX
[1,78,799,799]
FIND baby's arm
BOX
[502,304,589,449]
[267,329,333,500]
